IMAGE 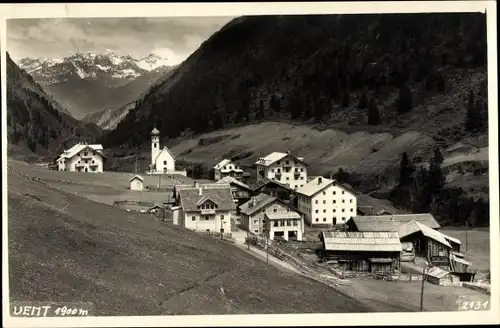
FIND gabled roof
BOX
[349,213,441,231]
[239,193,279,216]
[216,176,251,190]
[397,221,451,248]
[214,159,231,169]
[443,234,461,245]
[248,178,293,192]
[179,187,235,212]
[58,143,105,160]
[296,177,334,197]
[255,151,307,167]
[129,175,144,182]
[196,195,219,207]
[153,146,176,163]
[174,183,231,197]
[426,266,451,279]
[265,211,302,220]
[320,231,402,252]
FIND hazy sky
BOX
[7,17,234,65]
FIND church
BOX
[148,127,177,174]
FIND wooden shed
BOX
[425,266,460,286]
[443,234,462,253]
[397,220,452,267]
[319,231,402,273]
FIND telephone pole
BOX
[465,219,469,252]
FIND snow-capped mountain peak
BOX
[16,51,171,86]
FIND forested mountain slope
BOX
[103,13,487,149]
[5,52,103,161]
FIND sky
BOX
[7,16,235,65]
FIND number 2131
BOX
[459,300,489,311]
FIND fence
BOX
[197,231,236,243]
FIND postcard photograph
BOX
[1,1,498,326]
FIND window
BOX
[300,168,304,172]
[315,210,318,213]
[350,208,353,212]
[300,177,304,180]
[323,218,326,222]
[287,220,291,226]
[206,229,210,232]
[154,143,157,148]
[322,191,326,195]
[273,222,278,227]
[221,215,224,220]
[293,220,298,226]
[342,217,346,221]
[323,209,326,213]
[315,218,319,222]
[163,161,167,165]
[333,209,336,212]
[342,191,345,194]
[342,200,345,203]
[315,200,318,204]
[192,216,196,221]
[333,200,336,204]
[286,161,289,165]
[254,230,259,233]
[92,160,95,164]
[271,169,274,173]
[342,209,345,212]
[280,221,285,227]
[273,208,277,213]
[350,199,353,203]
[253,220,258,224]
[204,216,210,221]
[333,191,336,195]
[323,200,326,204]
[286,177,289,180]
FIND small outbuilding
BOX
[425,266,460,286]
[129,175,144,191]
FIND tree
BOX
[397,85,413,113]
[357,93,368,109]
[398,152,415,187]
[465,92,485,132]
[257,99,265,119]
[341,90,350,108]
[437,74,446,92]
[269,94,281,112]
[367,98,380,125]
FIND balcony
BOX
[200,208,216,215]
[80,152,94,159]
[275,173,282,180]
[294,171,300,178]
[75,162,85,168]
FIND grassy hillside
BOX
[102,13,487,150]
[5,52,103,161]
[7,161,386,315]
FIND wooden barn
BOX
[318,231,402,273]
[397,220,452,267]
[346,213,441,232]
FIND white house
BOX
[56,142,105,173]
[239,193,303,240]
[296,177,357,226]
[255,151,307,190]
[213,159,244,181]
[149,127,176,174]
[177,184,235,234]
[129,175,144,191]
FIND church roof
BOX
[151,127,160,135]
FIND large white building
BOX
[255,151,307,190]
[296,177,357,226]
[55,142,105,173]
[213,159,244,181]
[149,127,176,174]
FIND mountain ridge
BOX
[16,51,173,119]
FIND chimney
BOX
[198,187,203,196]
[318,177,322,185]
[253,197,257,206]
[194,181,199,188]
[287,150,291,155]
